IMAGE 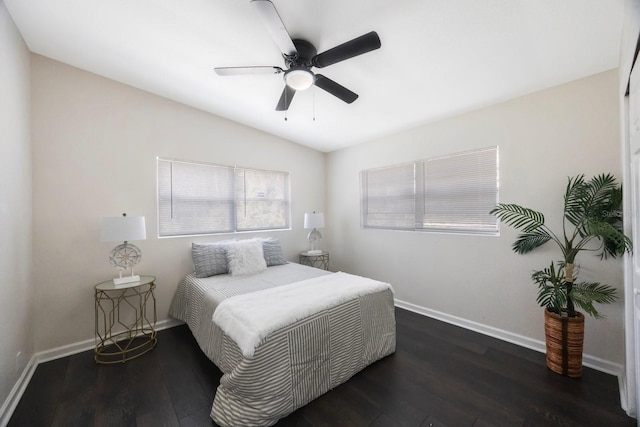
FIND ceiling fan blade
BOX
[312,31,381,68]
[314,74,358,104]
[250,0,298,57]
[276,85,296,111]
[214,66,283,76]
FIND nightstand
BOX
[299,251,330,271]
[94,275,157,364]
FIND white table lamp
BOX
[304,212,325,254]
[100,213,146,285]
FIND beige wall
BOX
[29,57,623,366]
[0,0,34,411]
[326,70,625,366]
[30,55,326,352]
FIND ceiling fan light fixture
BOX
[284,69,315,91]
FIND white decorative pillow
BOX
[227,239,268,276]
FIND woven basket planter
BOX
[544,308,585,377]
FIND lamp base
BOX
[307,228,322,255]
[113,275,141,286]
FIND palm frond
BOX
[571,282,618,319]
[564,174,619,229]
[536,287,565,313]
[587,187,622,224]
[582,220,633,259]
[608,186,624,214]
[564,175,587,227]
[513,230,552,254]
[490,204,545,233]
[584,174,618,211]
[531,262,566,313]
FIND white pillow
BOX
[227,239,268,276]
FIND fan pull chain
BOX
[284,88,288,121]
[313,86,316,121]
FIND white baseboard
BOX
[0,354,37,427]
[0,318,183,426]
[35,318,183,364]
[394,299,624,377]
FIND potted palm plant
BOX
[491,173,632,377]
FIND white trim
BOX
[34,318,182,363]
[621,82,637,418]
[394,299,624,378]
[0,318,183,425]
[0,354,37,427]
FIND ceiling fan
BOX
[214,0,381,111]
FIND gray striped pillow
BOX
[192,241,235,278]
[262,238,287,266]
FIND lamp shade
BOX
[304,212,325,229]
[101,215,147,242]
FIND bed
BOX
[168,238,396,426]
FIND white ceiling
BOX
[5,0,624,152]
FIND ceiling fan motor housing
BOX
[286,39,317,67]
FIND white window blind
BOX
[158,159,290,237]
[361,163,416,229]
[361,147,498,235]
[235,167,290,231]
[422,147,498,233]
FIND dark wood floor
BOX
[8,308,636,426]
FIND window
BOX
[361,147,498,235]
[158,158,290,237]
[360,162,417,230]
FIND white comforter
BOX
[212,272,393,357]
